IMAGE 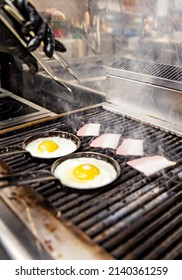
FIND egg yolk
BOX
[72,164,100,180]
[37,140,59,153]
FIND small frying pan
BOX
[0,152,121,191]
[0,131,81,159]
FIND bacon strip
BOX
[116,139,144,156]
[127,156,176,176]
[90,133,121,150]
[77,123,101,136]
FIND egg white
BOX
[53,157,118,189]
[25,137,78,158]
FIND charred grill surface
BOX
[0,106,182,260]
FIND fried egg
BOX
[25,137,78,159]
[53,157,118,189]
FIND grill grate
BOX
[110,58,182,82]
[0,106,182,260]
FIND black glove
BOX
[11,0,67,55]
[0,21,39,73]
[0,0,66,73]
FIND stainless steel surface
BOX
[0,88,56,130]
[106,58,182,135]
[107,58,182,91]
[0,198,52,260]
[0,188,113,260]
[0,219,33,260]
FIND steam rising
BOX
[9,1,182,138]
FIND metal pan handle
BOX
[0,170,56,188]
[0,146,25,156]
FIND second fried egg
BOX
[25,137,78,158]
[53,157,118,189]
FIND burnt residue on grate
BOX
[0,106,182,260]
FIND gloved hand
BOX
[0,0,66,73]
[0,20,39,73]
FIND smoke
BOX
[13,1,182,130]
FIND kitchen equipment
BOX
[0,152,121,191]
[0,131,81,159]
[0,103,182,260]
[0,89,56,129]
[106,58,182,135]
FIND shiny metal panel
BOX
[106,61,182,135]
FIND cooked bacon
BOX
[127,155,176,176]
[90,133,121,149]
[77,123,101,136]
[116,139,144,156]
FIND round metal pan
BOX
[0,152,121,192]
[0,131,81,159]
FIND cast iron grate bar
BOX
[109,185,182,258]
[102,191,182,252]
[0,105,182,260]
[84,177,182,238]
[162,243,182,260]
[143,225,182,260]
